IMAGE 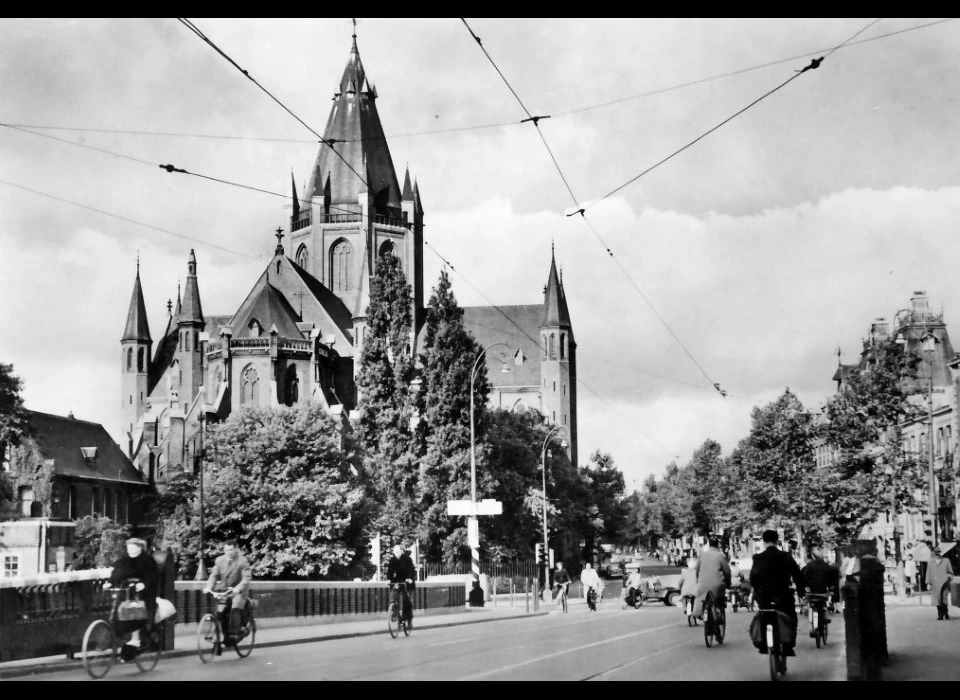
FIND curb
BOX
[0,611,548,679]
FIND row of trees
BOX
[633,338,928,554]
[150,257,634,578]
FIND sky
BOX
[2,18,960,491]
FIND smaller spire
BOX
[123,263,151,342]
[167,299,173,316]
[401,165,414,201]
[413,179,423,215]
[291,169,300,218]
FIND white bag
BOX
[155,596,177,623]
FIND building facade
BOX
[121,33,580,480]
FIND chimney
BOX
[870,318,889,343]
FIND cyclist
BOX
[203,539,252,649]
[553,562,572,604]
[625,569,644,607]
[581,563,603,609]
[694,537,731,617]
[386,544,416,622]
[749,529,806,656]
[103,537,159,661]
[678,557,698,614]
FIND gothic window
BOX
[126,347,133,371]
[379,240,395,258]
[137,347,145,372]
[542,336,547,359]
[560,333,566,360]
[553,381,557,392]
[296,244,309,269]
[284,365,300,407]
[185,331,191,352]
[241,366,260,406]
[330,239,353,292]
[248,319,263,338]
[548,334,556,360]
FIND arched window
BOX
[126,347,133,371]
[69,487,78,519]
[137,347,145,372]
[542,336,548,359]
[248,319,263,338]
[330,239,353,292]
[241,366,260,406]
[185,331,190,352]
[284,365,299,407]
[548,334,556,360]
[148,453,156,483]
[296,244,309,269]
[379,240,395,258]
[560,333,566,360]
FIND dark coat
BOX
[750,545,805,611]
[109,551,160,609]
[386,553,417,585]
[926,556,954,607]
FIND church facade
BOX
[120,34,578,482]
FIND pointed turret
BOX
[180,250,203,324]
[401,166,414,201]
[291,170,300,218]
[122,266,152,343]
[302,35,402,214]
[541,247,572,329]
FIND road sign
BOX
[477,499,503,515]
[447,499,503,516]
[468,518,480,549]
[447,500,475,516]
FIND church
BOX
[119,32,578,482]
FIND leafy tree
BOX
[169,405,367,579]
[579,451,628,551]
[415,271,489,562]
[73,515,132,569]
[357,253,420,541]
[0,363,28,509]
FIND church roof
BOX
[149,325,178,395]
[302,37,402,215]
[180,250,203,324]
[541,250,572,330]
[24,410,148,486]
[462,305,543,388]
[122,269,151,343]
[230,276,304,340]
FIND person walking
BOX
[925,546,955,621]
[904,554,918,597]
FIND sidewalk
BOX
[0,605,545,679]
[881,604,960,681]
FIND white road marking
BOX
[458,621,679,680]
[429,636,477,647]
[583,638,693,680]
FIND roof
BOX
[205,315,234,336]
[24,410,148,486]
[180,250,203,324]
[122,270,151,342]
[542,250,572,330]
[832,363,857,385]
[230,277,304,339]
[302,37,401,215]
[462,305,543,388]
[149,326,178,394]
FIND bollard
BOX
[525,578,529,613]
[493,577,498,608]
[843,583,863,680]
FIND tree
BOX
[356,253,420,541]
[580,451,628,551]
[0,363,28,509]
[74,515,132,569]
[415,271,489,562]
[163,405,367,579]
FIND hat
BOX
[126,537,147,550]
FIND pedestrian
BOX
[904,554,918,596]
[925,546,955,621]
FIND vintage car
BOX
[635,570,683,606]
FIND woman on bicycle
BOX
[678,557,698,613]
[694,538,732,617]
[103,537,159,660]
[553,562,571,603]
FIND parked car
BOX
[637,572,683,606]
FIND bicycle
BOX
[553,583,569,613]
[805,593,829,649]
[81,579,161,679]
[683,595,698,627]
[621,586,644,610]
[197,588,257,662]
[702,592,726,647]
[388,582,413,639]
[756,608,788,681]
[586,586,600,612]
[732,587,753,613]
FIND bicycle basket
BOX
[117,599,149,621]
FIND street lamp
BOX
[541,426,567,598]
[468,342,512,587]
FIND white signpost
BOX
[447,499,503,571]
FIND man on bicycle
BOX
[580,563,603,609]
[625,569,644,607]
[750,530,806,656]
[694,537,732,617]
[553,562,571,603]
[203,540,252,648]
[386,544,416,622]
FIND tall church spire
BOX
[122,265,151,342]
[541,247,572,329]
[180,249,203,324]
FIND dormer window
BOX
[80,446,98,462]
[248,319,263,338]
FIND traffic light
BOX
[535,542,543,566]
[923,517,934,540]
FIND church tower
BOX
[289,29,425,342]
[175,250,205,414]
[539,248,578,466]
[121,261,152,447]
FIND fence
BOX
[423,560,538,580]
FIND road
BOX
[20,601,845,681]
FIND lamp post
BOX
[541,426,566,598]
[196,412,207,581]
[468,342,511,587]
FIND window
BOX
[137,347,145,372]
[560,333,566,360]
[330,239,353,292]
[553,381,556,392]
[277,260,282,275]
[18,486,34,517]
[185,332,190,352]
[248,319,263,338]
[126,347,133,371]
[69,487,78,519]
[938,428,944,457]
[563,385,567,396]
[379,240,395,258]
[552,411,556,422]
[542,337,547,359]
[284,366,300,407]
[91,488,101,516]
[564,414,567,425]
[3,555,18,579]
[241,366,260,406]
[548,334,556,360]
[296,244,309,269]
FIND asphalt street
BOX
[19,600,846,681]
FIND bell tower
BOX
[121,259,152,453]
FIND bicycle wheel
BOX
[778,653,787,675]
[134,627,161,673]
[388,604,399,639]
[769,649,778,681]
[716,607,726,644]
[403,613,412,637]
[822,614,828,645]
[82,619,116,680]
[198,614,220,663]
[704,607,714,648]
[235,618,256,657]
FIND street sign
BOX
[447,500,475,516]
[467,518,480,549]
[476,499,503,515]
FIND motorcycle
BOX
[622,586,644,609]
